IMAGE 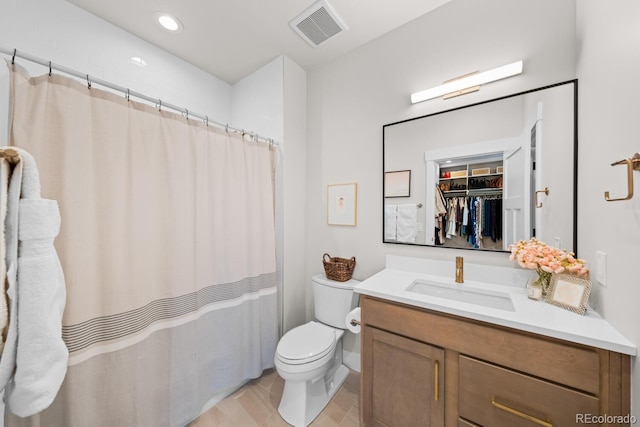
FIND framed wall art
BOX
[327,182,357,226]
[385,170,411,197]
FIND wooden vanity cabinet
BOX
[360,296,631,427]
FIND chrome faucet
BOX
[455,256,464,283]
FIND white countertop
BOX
[354,266,636,356]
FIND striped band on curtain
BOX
[5,61,279,426]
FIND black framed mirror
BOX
[383,80,577,253]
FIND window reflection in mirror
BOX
[383,81,577,253]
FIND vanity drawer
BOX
[459,355,599,426]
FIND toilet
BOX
[274,273,360,427]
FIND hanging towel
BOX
[384,204,397,241]
[445,198,458,239]
[0,148,68,417]
[396,204,417,243]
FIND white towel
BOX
[0,148,68,417]
[384,205,397,241]
[396,204,417,243]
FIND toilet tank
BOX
[312,274,360,329]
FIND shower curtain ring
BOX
[157,100,162,111]
[48,61,52,77]
[204,115,209,126]
[184,109,189,119]
[11,49,16,65]
[86,74,91,89]
[125,88,130,101]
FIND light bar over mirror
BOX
[410,61,523,104]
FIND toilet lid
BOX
[276,322,336,364]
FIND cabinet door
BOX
[362,326,445,427]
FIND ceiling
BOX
[66,0,452,85]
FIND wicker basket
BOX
[322,253,356,282]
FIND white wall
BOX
[576,0,640,414]
[282,57,308,333]
[306,0,576,368]
[231,57,284,142]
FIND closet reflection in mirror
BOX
[383,81,577,253]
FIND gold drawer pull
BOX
[491,396,552,427]
[434,360,439,401]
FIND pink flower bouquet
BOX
[509,238,588,297]
[508,238,589,276]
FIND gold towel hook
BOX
[535,187,550,208]
[604,155,639,202]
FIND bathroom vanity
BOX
[354,256,635,427]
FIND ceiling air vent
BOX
[289,0,348,48]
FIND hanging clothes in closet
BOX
[441,195,502,249]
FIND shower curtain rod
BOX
[0,47,278,146]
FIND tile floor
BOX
[188,368,360,427]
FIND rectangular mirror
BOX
[383,80,577,253]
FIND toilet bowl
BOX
[275,321,337,380]
[275,321,348,427]
[274,274,359,426]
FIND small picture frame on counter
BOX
[545,273,592,315]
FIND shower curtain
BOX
[4,62,279,426]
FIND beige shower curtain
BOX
[5,62,278,426]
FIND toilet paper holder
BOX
[346,307,361,334]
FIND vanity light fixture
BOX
[154,12,183,33]
[410,60,523,104]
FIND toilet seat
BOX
[276,322,336,365]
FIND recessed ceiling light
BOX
[130,57,147,67]
[154,12,183,33]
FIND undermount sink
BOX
[407,279,515,311]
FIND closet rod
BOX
[0,47,278,146]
